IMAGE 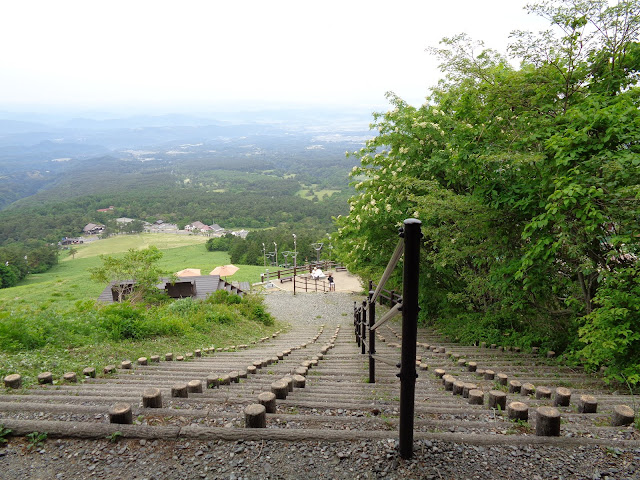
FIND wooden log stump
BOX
[514,347,521,353]
[271,380,288,399]
[476,369,486,377]
[4,374,21,389]
[176,355,185,362]
[553,387,571,406]
[219,375,231,386]
[521,383,536,397]
[258,392,277,413]
[238,369,248,379]
[546,350,556,359]
[535,386,552,399]
[292,374,306,388]
[171,383,188,398]
[247,366,257,375]
[467,362,477,373]
[229,371,240,383]
[187,380,203,393]
[484,370,495,380]
[150,355,160,363]
[82,367,96,378]
[280,375,293,392]
[137,357,147,366]
[120,360,132,370]
[577,394,597,414]
[468,389,484,405]
[480,342,487,348]
[490,344,497,350]
[277,352,284,360]
[531,347,539,355]
[443,375,455,391]
[245,404,266,428]
[612,405,635,426]
[194,349,202,357]
[508,380,522,393]
[142,388,162,408]
[252,361,263,370]
[103,365,116,374]
[294,367,308,376]
[437,347,446,354]
[37,372,53,385]
[497,346,504,352]
[310,359,319,368]
[63,372,77,383]
[206,376,219,389]
[434,369,446,379]
[497,373,508,386]
[165,353,173,361]
[109,403,133,424]
[457,359,467,369]
[535,406,560,436]
[462,383,477,398]
[507,401,529,421]
[452,380,465,396]
[488,390,507,410]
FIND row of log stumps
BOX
[2,330,285,391]
[3,369,97,389]
[246,326,340,428]
[434,365,637,431]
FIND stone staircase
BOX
[1,317,639,449]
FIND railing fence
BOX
[352,218,422,459]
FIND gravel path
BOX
[1,291,638,479]
[262,291,361,326]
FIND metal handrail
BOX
[351,218,422,460]
[370,239,404,305]
[370,302,402,331]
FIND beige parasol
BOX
[209,265,239,277]
[176,268,201,277]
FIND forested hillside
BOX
[0,112,363,246]
[333,0,640,384]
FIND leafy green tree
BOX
[90,246,164,302]
[334,0,640,380]
[0,264,19,288]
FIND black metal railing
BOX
[352,218,422,459]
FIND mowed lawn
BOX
[0,233,266,310]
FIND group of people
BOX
[311,267,335,290]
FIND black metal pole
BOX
[353,302,360,346]
[361,300,367,355]
[368,290,376,383]
[399,218,421,460]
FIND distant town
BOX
[59,215,248,247]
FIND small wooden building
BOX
[98,275,245,303]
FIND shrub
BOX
[98,303,148,341]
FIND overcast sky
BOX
[0,1,547,114]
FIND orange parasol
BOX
[209,265,239,277]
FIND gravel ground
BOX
[1,437,639,479]
[262,291,361,326]
[1,291,638,479]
